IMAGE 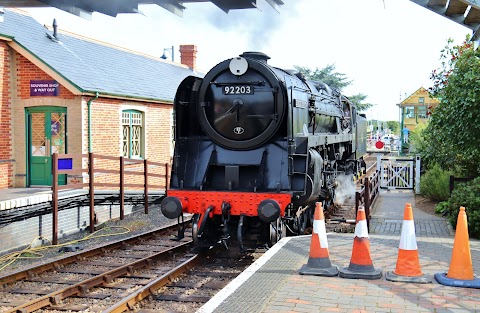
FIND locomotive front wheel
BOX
[268,217,286,247]
[192,214,200,246]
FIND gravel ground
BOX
[0,205,181,277]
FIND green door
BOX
[27,107,67,186]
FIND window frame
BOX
[122,109,144,159]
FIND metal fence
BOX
[51,152,169,244]
[355,170,380,230]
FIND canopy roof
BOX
[0,0,284,18]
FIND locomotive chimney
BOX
[179,44,197,69]
[240,52,270,63]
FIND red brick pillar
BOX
[0,41,12,189]
[179,45,197,70]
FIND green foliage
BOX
[294,64,374,112]
[386,121,400,134]
[345,93,374,112]
[435,201,449,215]
[443,177,480,239]
[419,163,452,201]
[294,64,352,90]
[426,37,480,175]
[409,122,428,156]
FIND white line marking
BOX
[197,236,294,313]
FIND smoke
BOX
[196,1,299,50]
[334,174,356,206]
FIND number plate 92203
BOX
[223,85,254,95]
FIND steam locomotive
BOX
[161,52,367,250]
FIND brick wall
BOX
[83,99,172,190]
[8,52,173,190]
[0,203,137,254]
[0,41,12,188]
[12,52,80,187]
[16,54,75,100]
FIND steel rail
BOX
[6,240,193,313]
[104,253,204,313]
[0,219,192,285]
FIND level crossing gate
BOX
[376,155,421,193]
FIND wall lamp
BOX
[161,46,174,61]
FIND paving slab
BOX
[199,190,480,313]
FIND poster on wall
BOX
[30,80,59,96]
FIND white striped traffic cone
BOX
[339,206,382,279]
[299,202,338,276]
[386,203,431,283]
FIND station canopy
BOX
[0,0,283,18]
[409,0,480,44]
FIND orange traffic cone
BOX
[386,203,431,283]
[339,206,382,279]
[299,202,338,276]
[435,207,480,288]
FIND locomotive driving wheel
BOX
[192,214,200,246]
[294,208,308,235]
[268,217,286,247]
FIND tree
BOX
[294,64,375,112]
[346,93,375,112]
[425,37,480,175]
[294,64,352,90]
[386,121,400,134]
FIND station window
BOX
[122,110,144,158]
[405,106,415,119]
[417,106,427,119]
[418,97,425,104]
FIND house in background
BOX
[397,87,440,131]
[0,9,200,189]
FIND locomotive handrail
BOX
[211,80,265,86]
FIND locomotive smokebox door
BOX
[197,52,286,150]
[229,57,248,76]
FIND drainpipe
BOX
[87,92,99,153]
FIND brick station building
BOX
[0,9,199,189]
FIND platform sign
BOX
[30,80,60,96]
[58,158,73,170]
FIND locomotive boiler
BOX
[161,52,367,250]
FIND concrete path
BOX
[370,190,454,237]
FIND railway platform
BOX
[0,187,53,211]
[199,190,480,313]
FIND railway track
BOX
[132,247,258,312]
[323,152,383,232]
[0,220,260,313]
[0,222,196,312]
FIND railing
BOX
[51,152,169,245]
[449,175,475,194]
[355,170,380,230]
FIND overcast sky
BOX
[25,0,470,121]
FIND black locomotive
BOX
[161,52,367,250]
